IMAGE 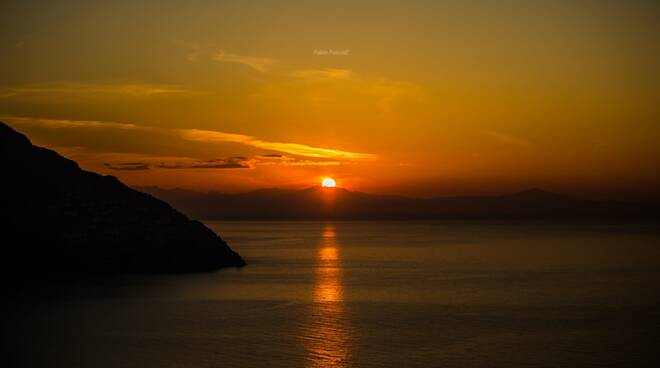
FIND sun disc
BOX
[321,178,336,188]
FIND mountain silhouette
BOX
[136,185,658,220]
[0,122,245,274]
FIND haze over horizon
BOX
[134,183,619,202]
[2,1,659,201]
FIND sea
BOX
[3,221,660,367]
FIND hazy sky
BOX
[1,0,659,199]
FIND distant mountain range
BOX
[135,186,659,220]
[0,121,245,274]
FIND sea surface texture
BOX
[3,221,660,367]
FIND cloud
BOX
[157,157,251,169]
[368,80,423,112]
[292,68,354,80]
[257,154,341,166]
[104,162,150,171]
[3,116,139,130]
[174,42,276,70]
[212,51,277,72]
[173,40,202,61]
[4,116,376,163]
[179,128,377,160]
[174,43,421,111]
[60,148,252,171]
[88,151,336,170]
[60,150,196,170]
[288,68,423,112]
[0,82,205,99]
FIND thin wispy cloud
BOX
[173,40,203,61]
[58,148,253,171]
[104,162,150,171]
[180,128,377,160]
[3,116,140,130]
[368,80,423,112]
[71,148,338,171]
[258,154,341,166]
[3,116,375,163]
[292,68,354,81]
[288,68,423,112]
[212,51,277,72]
[0,82,205,99]
[157,157,251,169]
[180,43,422,112]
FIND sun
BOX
[321,177,336,188]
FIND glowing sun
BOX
[321,177,336,188]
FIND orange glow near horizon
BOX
[2,2,659,200]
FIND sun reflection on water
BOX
[302,223,351,367]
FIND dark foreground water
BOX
[3,221,660,367]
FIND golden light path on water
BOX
[302,224,351,367]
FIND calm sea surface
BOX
[3,221,660,367]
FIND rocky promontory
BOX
[0,122,245,274]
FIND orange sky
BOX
[1,1,659,200]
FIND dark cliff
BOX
[0,122,245,274]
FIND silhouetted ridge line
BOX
[0,121,245,274]
[136,186,659,221]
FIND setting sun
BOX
[322,178,336,188]
[1,2,658,367]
